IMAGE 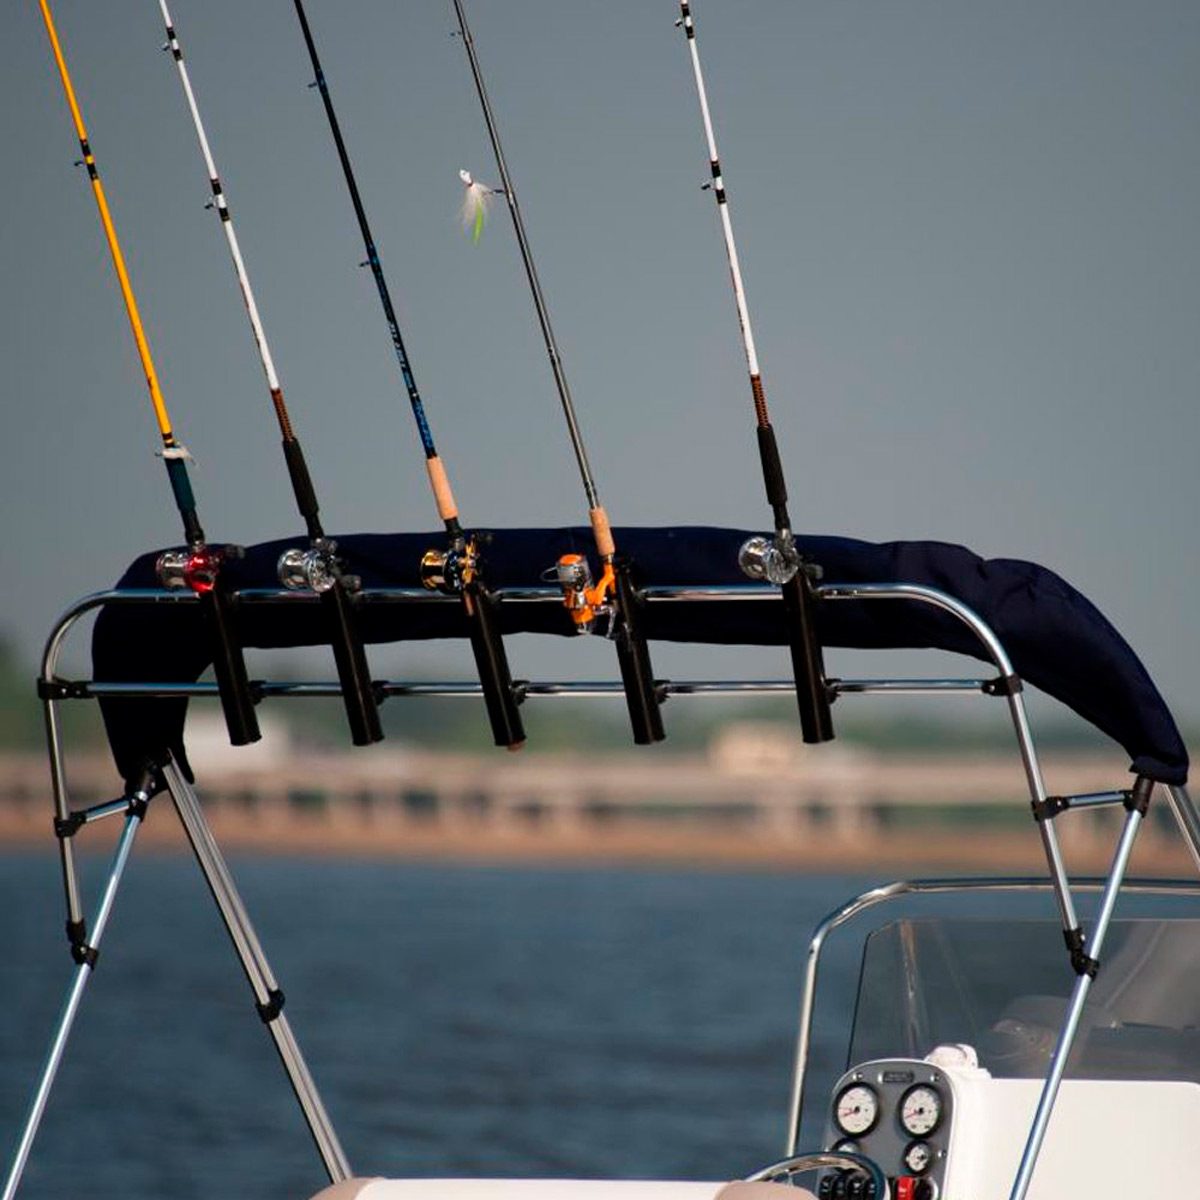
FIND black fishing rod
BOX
[450,0,664,745]
[38,0,259,751]
[158,2,381,747]
[292,0,523,749]
[675,1,833,743]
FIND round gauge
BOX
[832,1138,861,1156]
[899,1084,942,1136]
[834,1083,880,1135]
[903,1140,934,1174]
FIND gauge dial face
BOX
[834,1083,879,1135]
[900,1084,942,1136]
[832,1138,861,1156]
[904,1140,934,1174]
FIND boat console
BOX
[784,891,1200,1200]
[820,1051,1200,1199]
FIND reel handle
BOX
[613,558,665,745]
[321,581,384,746]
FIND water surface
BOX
[0,851,880,1200]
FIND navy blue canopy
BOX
[91,527,1188,786]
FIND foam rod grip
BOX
[198,584,261,746]
[613,559,665,745]
[781,571,834,744]
[463,580,525,749]
[321,582,384,746]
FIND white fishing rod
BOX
[158,1,382,747]
[452,0,664,745]
[675,1,832,743]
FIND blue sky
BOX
[3,1,1198,731]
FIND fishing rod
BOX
[291,0,524,750]
[674,1,833,743]
[37,0,259,751]
[450,0,664,745]
[158,2,381,747]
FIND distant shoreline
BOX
[1,806,1192,877]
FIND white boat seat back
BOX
[309,1181,742,1200]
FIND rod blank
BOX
[292,0,523,749]
[37,0,259,751]
[158,1,381,746]
[676,0,832,744]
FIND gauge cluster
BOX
[820,1061,952,1199]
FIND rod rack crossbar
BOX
[41,579,1019,696]
[52,677,1004,702]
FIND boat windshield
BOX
[848,916,1200,1082]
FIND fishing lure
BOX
[459,168,501,243]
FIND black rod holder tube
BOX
[781,570,833,743]
[613,560,665,745]
[198,582,259,746]
[463,580,525,748]
[320,582,382,746]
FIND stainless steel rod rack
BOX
[8,578,1200,1200]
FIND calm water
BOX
[0,851,877,1200]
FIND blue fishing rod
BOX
[293,0,524,749]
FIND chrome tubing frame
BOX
[27,578,1200,1200]
[1,804,144,1200]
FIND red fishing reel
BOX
[156,543,242,595]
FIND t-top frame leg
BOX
[1164,784,1200,875]
[1,782,150,1200]
[159,756,350,1185]
[1007,777,1152,1200]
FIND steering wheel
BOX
[746,1150,890,1199]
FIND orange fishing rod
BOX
[38,0,259,748]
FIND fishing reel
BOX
[420,536,479,595]
[547,553,617,636]
[738,533,805,586]
[277,538,354,594]
[157,543,242,595]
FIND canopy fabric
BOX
[91,527,1188,786]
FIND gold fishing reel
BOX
[420,535,479,595]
